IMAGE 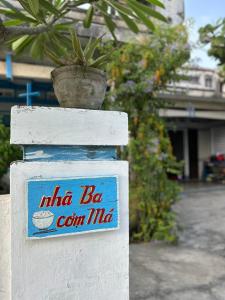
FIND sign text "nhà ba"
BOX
[39,185,114,227]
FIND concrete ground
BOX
[130,184,225,300]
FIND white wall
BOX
[172,69,220,98]
[159,0,184,24]
[211,126,225,154]
[0,195,11,300]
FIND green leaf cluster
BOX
[83,0,167,38]
[0,0,167,66]
[1,0,71,60]
[0,124,22,178]
[199,18,225,78]
[45,29,111,68]
[1,0,66,25]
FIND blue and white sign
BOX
[27,176,119,239]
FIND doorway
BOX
[188,129,199,179]
[168,130,184,162]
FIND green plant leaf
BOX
[128,1,155,31]
[53,22,74,30]
[30,35,43,59]
[12,35,34,55]
[51,33,69,57]
[70,28,85,63]
[104,14,117,40]
[18,0,34,16]
[145,0,165,9]
[0,0,22,12]
[0,4,36,23]
[44,47,64,65]
[95,2,108,18]
[3,19,25,26]
[118,12,139,33]
[54,32,72,49]
[84,34,104,62]
[106,0,133,17]
[83,5,94,28]
[27,0,39,16]
[0,9,37,23]
[83,37,95,60]
[39,0,60,16]
[18,0,45,23]
[90,52,111,68]
[129,0,167,22]
[12,35,29,51]
[54,0,63,8]
[96,2,117,39]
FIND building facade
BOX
[159,0,185,24]
[160,67,225,180]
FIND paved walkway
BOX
[130,184,225,300]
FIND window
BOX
[187,76,200,85]
[205,76,213,88]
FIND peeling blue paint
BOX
[24,146,117,161]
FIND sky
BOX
[184,0,225,69]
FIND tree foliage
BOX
[0,124,22,178]
[103,25,190,242]
[0,0,167,61]
[199,18,225,77]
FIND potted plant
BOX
[47,30,110,109]
[0,0,167,109]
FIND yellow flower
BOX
[159,65,165,76]
[138,132,144,139]
[111,67,122,80]
[120,53,129,63]
[143,58,149,69]
[133,116,139,125]
[155,70,161,83]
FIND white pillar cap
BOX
[10,106,128,146]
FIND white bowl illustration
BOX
[32,210,54,230]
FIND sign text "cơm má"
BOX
[39,185,114,228]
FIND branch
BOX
[7,24,51,35]
[0,0,72,41]
[0,18,56,42]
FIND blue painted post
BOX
[19,82,40,106]
[26,82,32,106]
[6,54,12,80]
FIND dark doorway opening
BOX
[168,130,184,179]
[188,129,198,179]
[168,130,184,162]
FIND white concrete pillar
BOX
[6,106,129,300]
[0,195,11,300]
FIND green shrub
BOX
[103,24,189,242]
[0,124,22,178]
[127,113,182,242]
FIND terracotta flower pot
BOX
[51,65,107,109]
